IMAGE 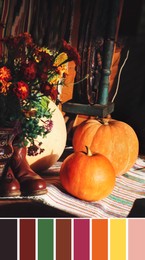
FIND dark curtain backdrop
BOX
[1,0,145,153]
[0,0,111,104]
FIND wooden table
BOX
[0,198,76,218]
[0,148,145,218]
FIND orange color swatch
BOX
[92,219,108,260]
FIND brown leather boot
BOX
[0,167,21,197]
[11,146,47,196]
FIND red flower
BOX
[40,83,58,101]
[62,40,81,65]
[23,61,37,81]
[4,32,33,48]
[39,51,52,66]
[37,51,53,77]
[39,72,48,82]
[21,32,33,46]
[13,81,29,99]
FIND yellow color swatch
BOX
[110,219,126,260]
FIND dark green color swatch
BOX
[38,219,53,260]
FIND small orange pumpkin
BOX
[72,118,139,176]
[60,147,116,201]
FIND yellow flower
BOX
[0,79,12,94]
[39,47,52,55]
[49,74,60,85]
[53,52,68,66]
[57,64,68,77]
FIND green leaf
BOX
[40,96,50,110]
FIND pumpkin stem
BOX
[99,118,109,125]
[85,146,92,156]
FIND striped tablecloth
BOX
[33,156,145,218]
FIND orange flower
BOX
[13,81,29,99]
[0,66,12,81]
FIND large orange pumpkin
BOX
[26,99,67,172]
[72,118,139,176]
[60,147,116,201]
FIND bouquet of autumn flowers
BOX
[0,32,81,155]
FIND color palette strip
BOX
[1,218,145,259]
